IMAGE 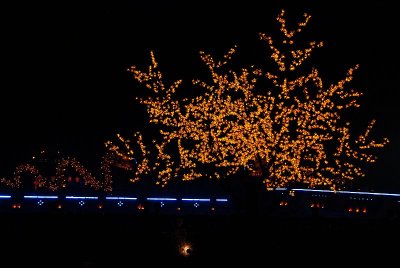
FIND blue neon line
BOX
[0,195,11,199]
[147,198,177,201]
[66,196,98,200]
[275,188,287,191]
[216,198,228,202]
[291,188,400,197]
[24,195,58,199]
[182,198,210,202]
[338,190,400,197]
[105,197,137,200]
[292,189,332,193]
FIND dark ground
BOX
[1,213,398,267]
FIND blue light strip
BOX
[0,195,11,199]
[291,188,400,197]
[105,197,137,200]
[216,198,228,202]
[147,197,177,201]
[24,195,58,199]
[275,188,287,191]
[292,189,332,193]
[66,196,98,200]
[182,198,210,202]
[338,190,400,197]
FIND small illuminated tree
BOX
[108,10,388,190]
[0,151,131,192]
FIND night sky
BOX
[1,1,398,191]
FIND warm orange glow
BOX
[106,10,388,189]
[0,151,132,192]
[179,242,192,257]
[12,204,21,209]
[362,208,367,213]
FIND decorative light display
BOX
[54,155,115,192]
[1,164,40,188]
[1,151,133,192]
[105,133,148,184]
[106,10,388,190]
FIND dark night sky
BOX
[0,1,398,191]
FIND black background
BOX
[1,0,398,191]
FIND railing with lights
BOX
[272,188,400,218]
[1,188,399,217]
[0,194,230,214]
[286,188,400,197]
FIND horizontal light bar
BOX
[216,198,228,202]
[24,195,58,199]
[182,198,210,202]
[147,198,177,201]
[292,189,332,193]
[0,195,11,199]
[66,196,98,200]
[291,188,400,197]
[105,197,137,200]
[275,188,287,191]
[338,190,400,197]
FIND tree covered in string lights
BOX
[107,10,388,190]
